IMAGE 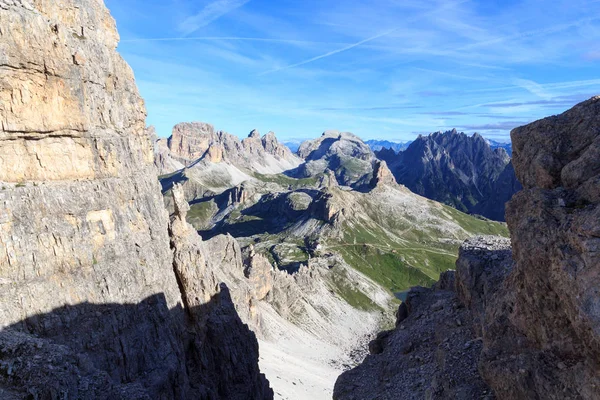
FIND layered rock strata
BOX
[0,1,271,398]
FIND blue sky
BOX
[105,0,600,142]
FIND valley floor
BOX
[256,302,378,400]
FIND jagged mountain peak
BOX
[364,139,412,153]
[249,129,261,139]
[377,129,519,220]
[416,129,491,150]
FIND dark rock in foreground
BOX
[334,236,510,400]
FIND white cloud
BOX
[121,36,350,46]
[259,28,400,75]
[178,0,251,35]
[513,78,553,99]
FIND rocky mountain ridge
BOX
[0,1,271,398]
[334,96,600,399]
[164,122,302,174]
[487,139,512,156]
[290,130,378,189]
[377,129,521,221]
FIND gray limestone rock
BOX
[165,122,301,174]
[0,2,272,399]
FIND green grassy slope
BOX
[321,189,509,295]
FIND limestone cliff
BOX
[0,1,271,398]
[334,97,600,399]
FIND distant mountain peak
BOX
[365,139,412,153]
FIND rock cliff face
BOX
[334,97,600,399]
[150,126,186,176]
[0,1,271,398]
[370,160,397,189]
[377,129,521,221]
[489,95,600,399]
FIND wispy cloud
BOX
[178,0,251,35]
[476,114,523,120]
[513,78,553,99]
[460,121,530,131]
[413,67,490,82]
[259,27,400,75]
[121,36,350,45]
[584,50,600,60]
[107,0,600,142]
[316,105,422,111]
[482,93,596,108]
[458,17,596,52]
[419,111,470,116]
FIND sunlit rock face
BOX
[0,0,177,328]
[0,1,272,398]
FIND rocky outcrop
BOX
[377,129,521,221]
[319,169,340,188]
[370,160,396,189]
[151,126,186,176]
[168,122,223,162]
[335,97,600,399]
[485,95,600,399]
[0,1,271,398]
[454,236,512,330]
[245,245,274,301]
[169,184,272,398]
[262,131,292,159]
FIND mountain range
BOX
[153,122,509,398]
[487,139,513,156]
[2,2,598,400]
